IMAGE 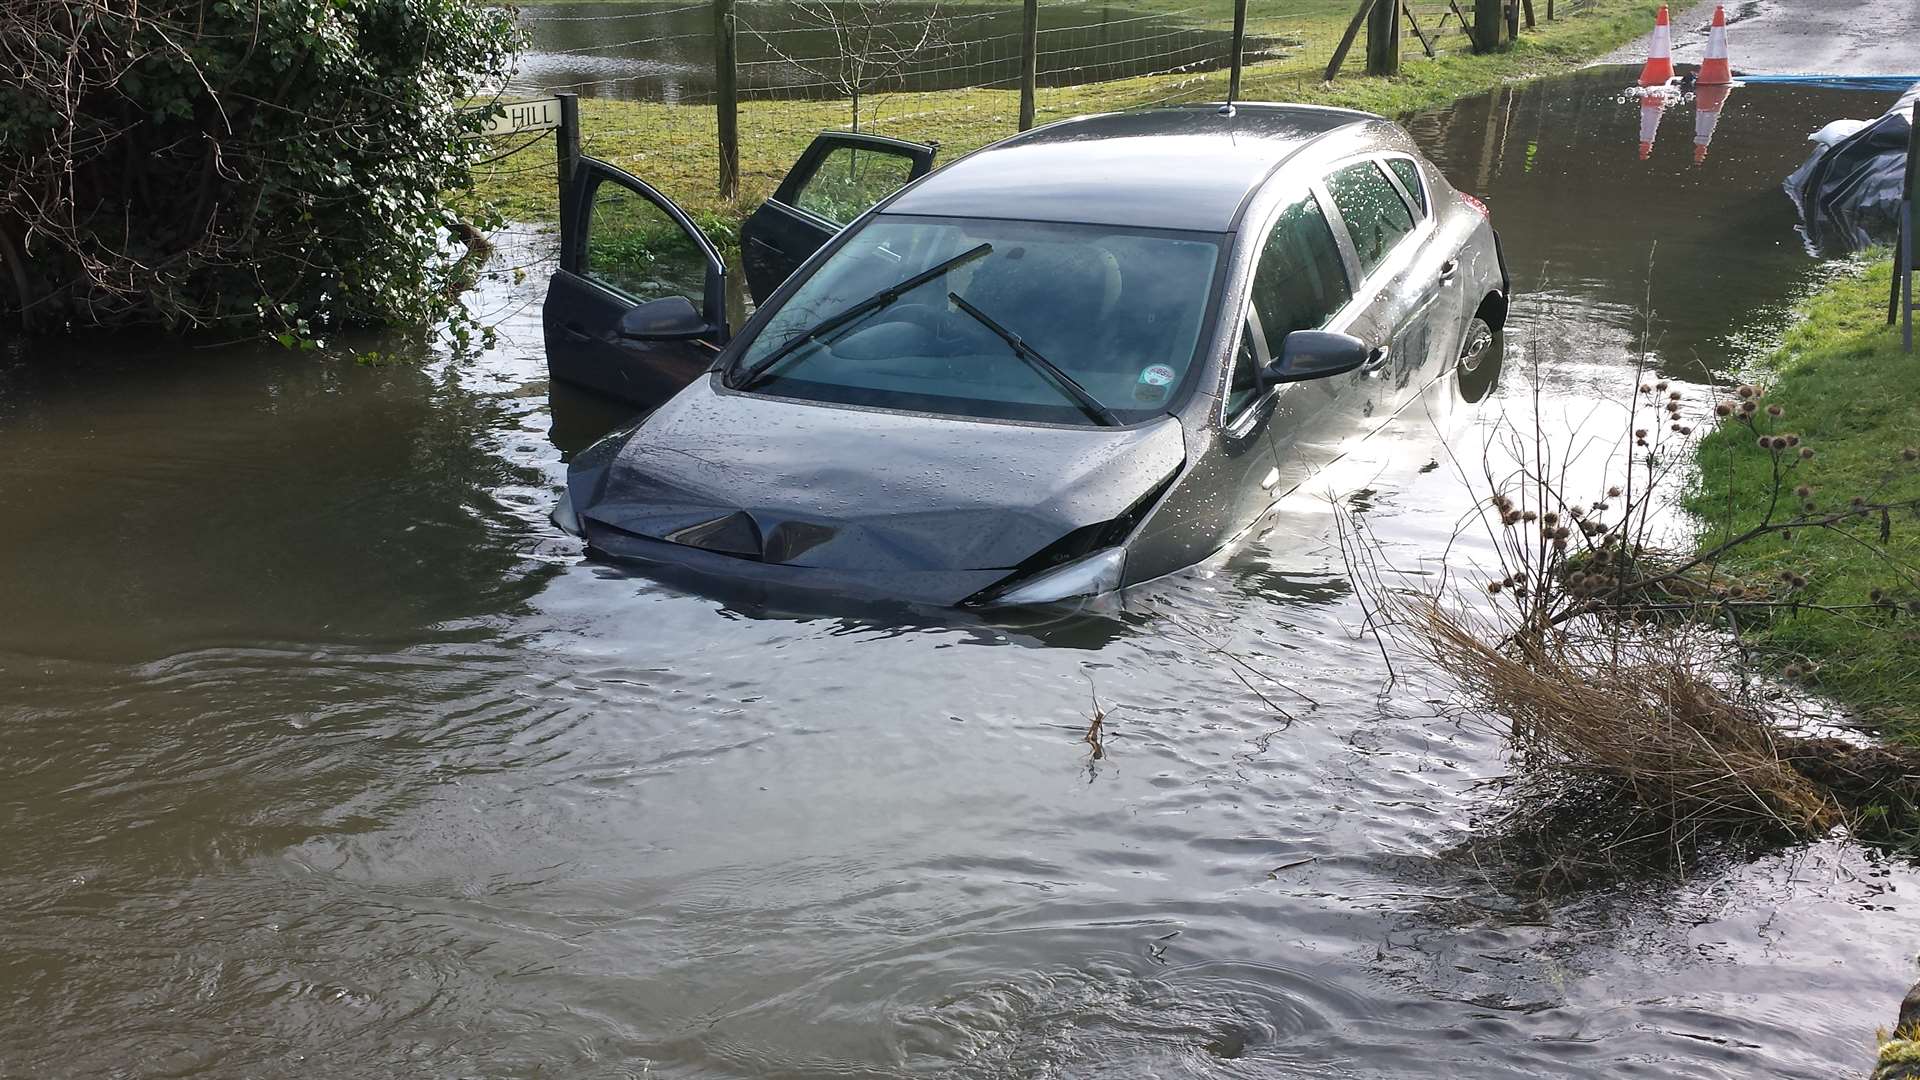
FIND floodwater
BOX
[510,1,1263,102]
[3,68,1916,1078]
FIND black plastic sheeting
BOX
[1786,83,1918,252]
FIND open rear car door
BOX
[739,132,936,302]
[544,132,937,409]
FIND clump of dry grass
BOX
[1400,595,1843,839]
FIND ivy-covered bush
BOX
[0,0,521,336]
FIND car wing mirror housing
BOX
[1264,330,1370,384]
[618,295,714,341]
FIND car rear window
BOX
[1326,161,1416,278]
[735,216,1224,426]
[1385,158,1427,217]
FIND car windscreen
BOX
[732,215,1225,426]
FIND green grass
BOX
[464,0,1660,226]
[1687,258,1920,737]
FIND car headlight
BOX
[551,489,583,537]
[986,547,1125,606]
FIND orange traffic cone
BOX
[1693,82,1732,164]
[1640,6,1674,87]
[1639,98,1666,160]
[1697,5,1732,85]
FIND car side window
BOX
[793,147,915,227]
[1326,161,1416,278]
[1227,193,1351,419]
[1252,194,1353,342]
[1385,158,1427,217]
[583,178,708,304]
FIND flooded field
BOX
[4,68,1916,1077]
[511,0,1263,102]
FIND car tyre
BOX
[1455,316,1502,404]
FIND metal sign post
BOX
[555,94,581,219]
[469,92,581,222]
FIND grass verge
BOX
[465,0,1660,225]
[1688,258,1920,738]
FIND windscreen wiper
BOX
[945,292,1121,427]
[730,242,993,391]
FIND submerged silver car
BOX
[550,103,1510,607]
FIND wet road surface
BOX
[3,68,1917,1078]
[1605,0,1920,78]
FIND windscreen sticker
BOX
[1135,364,1175,402]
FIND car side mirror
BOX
[1263,330,1371,384]
[618,295,713,341]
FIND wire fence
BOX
[480,0,1622,222]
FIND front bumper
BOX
[580,519,1012,609]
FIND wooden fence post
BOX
[1366,0,1400,76]
[1324,0,1378,82]
[1890,103,1917,351]
[1019,0,1039,130]
[1228,0,1247,103]
[1474,0,1506,52]
[714,0,739,200]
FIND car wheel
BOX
[1455,316,1503,404]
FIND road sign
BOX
[474,97,563,138]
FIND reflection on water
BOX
[1402,66,1875,382]
[1,69,1914,1078]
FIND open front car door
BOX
[544,133,934,408]
[544,159,729,409]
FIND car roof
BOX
[883,102,1379,232]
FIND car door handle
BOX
[561,323,592,343]
[1362,345,1390,372]
[1439,259,1460,283]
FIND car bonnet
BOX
[571,377,1187,573]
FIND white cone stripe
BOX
[1705,25,1728,59]
[1641,103,1664,143]
[1649,24,1672,57]
[1695,108,1721,142]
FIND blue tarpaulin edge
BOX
[1738,75,1920,93]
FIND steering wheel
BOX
[873,300,1001,372]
